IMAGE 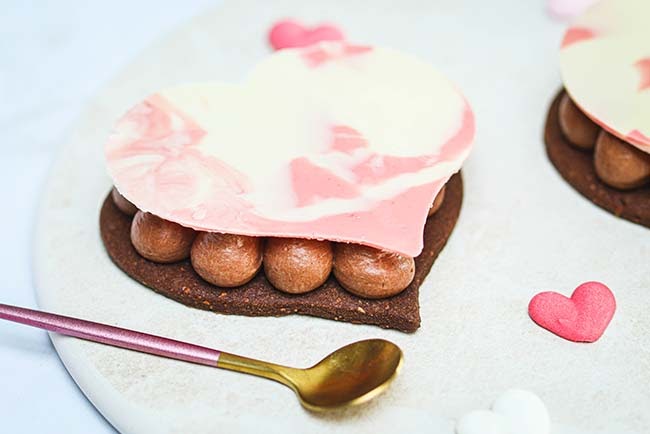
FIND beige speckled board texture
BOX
[33,1,650,433]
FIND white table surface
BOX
[0,2,218,432]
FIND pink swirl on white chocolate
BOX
[106,42,474,256]
[561,27,597,48]
[636,58,650,91]
[560,0,650,153]
[301,43,372,67]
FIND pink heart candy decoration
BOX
[528,281,616,343]
[547,0,598,20]
[268,19,344,50]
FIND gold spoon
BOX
[0,303,402,411]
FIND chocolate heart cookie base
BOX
[99,173,463,333]
[545,90,650,228]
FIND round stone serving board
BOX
[34,1,650,433]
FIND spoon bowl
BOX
[217,338,403,411]
[293,339,403,410]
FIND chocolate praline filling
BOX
[333,244,415,299]
[557,92,650,191]
[428,186,446,216]
[594,130,650,190]
[558,93,600,151]
[263,238,333,294]
[111,180,451,299]
[545,89,650,229]
[191,232,263,287]
[117,195,418,299]
[130,211,196,263]
[127,203,418,298]
[111,187,138,216]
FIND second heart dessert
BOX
[545,0,650,228]
[101,41,475,332]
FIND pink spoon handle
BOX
[0,303,220,366]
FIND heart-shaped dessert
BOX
[456,389,550,434]
[268,19,344,50]
[106,42,474,257]
[102,41,474,332]
[528,281,616,342]
[545,0,650,230]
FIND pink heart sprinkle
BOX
[528,281,616,343]
[268,19,344,51]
